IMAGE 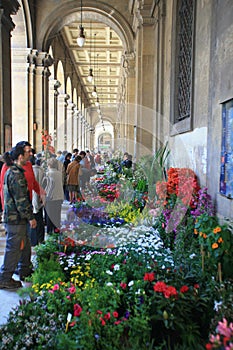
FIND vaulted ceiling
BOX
[61,19,124,109]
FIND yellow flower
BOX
[212,243,218,249]
[194,229,198,235]
[199,232,203,237]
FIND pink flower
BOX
[217,318,233,338]
[68,286,76,294]
[53,284,59,291]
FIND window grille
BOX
[175,0,194,123]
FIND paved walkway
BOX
[0,202,69,325]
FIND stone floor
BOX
[0,201,70,326]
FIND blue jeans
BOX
[0,223,32,281]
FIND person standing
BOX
[66,155,82,203]
[0,141,46,209]
[45,158,64,234]
[31,158,45,246]
[63,152,72,201]
[0,146,37,289]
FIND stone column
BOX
[33,51,46,150]
[121,52,136,156]
[27,49,38,146]
[67,102,75,151]
[57,93,69,151]
[33,51,54,151]
[53,80,61,151]
[73,107,79,149]
[12,47,31,144]
[0,1,20,152]
[132,0,157,157]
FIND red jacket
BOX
[0,161,45,208]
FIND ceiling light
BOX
[87,68,93,83]
[77,0,85,47]
[92,85,97,98]
[95,97,100,107]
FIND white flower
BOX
[106,270,113,275]
[106,282,113,287]
[114,264,120,271]
[85,254,92,261]
[135,289,141,295]
[214,300,222,311]
[128,280,134,287]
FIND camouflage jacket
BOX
[3,164,34,224]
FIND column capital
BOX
[132,0,157,32]
[33,51,47,67]
[0,0,20,32]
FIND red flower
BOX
[96,310,102,314]
[120,282,127,289]
[100,317,106,326]
[180,285,189,293]
[194,284,200,289]
[73,303,82,317]
[163,286,178,299]
[143,272,155,282]
[104,312,111,320]
[153,281,167,293]
[113,311,119,318]
[114,320,121,325]
[205,344,213,350]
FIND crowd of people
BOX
[0,143,132,290]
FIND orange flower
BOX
[194,229,198,235]
[212,243,218,249]
[218,237,223,243]
[213,227,221,234]
[203,233,207,239]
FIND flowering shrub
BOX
[156,167,200,207]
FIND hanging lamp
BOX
[87,21,93,82]
[77,0,85,47]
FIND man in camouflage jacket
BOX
[0,146,37,289]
